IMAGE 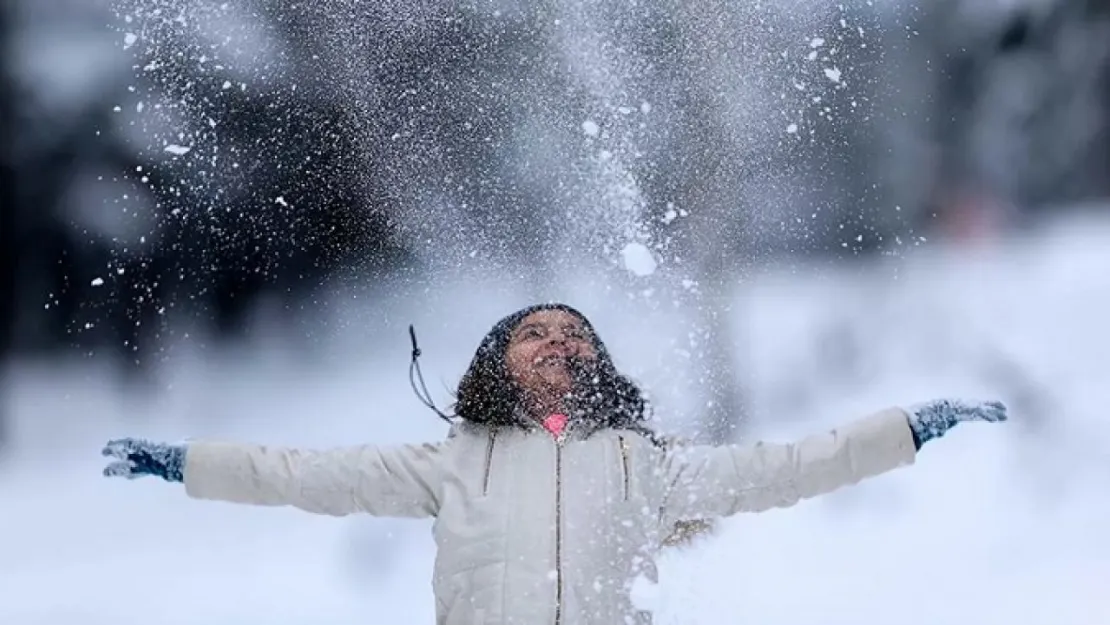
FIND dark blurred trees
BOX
[882,0,1110,230]
[1,0,15,449]
[3,2,412,383]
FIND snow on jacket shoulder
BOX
[183,407,916,625]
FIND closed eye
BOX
[517,324,545,339]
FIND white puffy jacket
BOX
[184,408,916,625]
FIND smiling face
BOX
[504,309,599,412]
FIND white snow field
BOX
[2,216,1109,625]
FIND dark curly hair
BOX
[453,303,656,439]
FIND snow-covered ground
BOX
[2,217,1108,624]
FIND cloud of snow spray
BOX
[543,0,657,277]
[106,0,866,273]
[527,0,871,279]
[100,0,919,457]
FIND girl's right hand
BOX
[102,438,186,483]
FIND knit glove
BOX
[906,399,1007,449]
[102,438,186,483]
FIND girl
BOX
[103,303,1006,625]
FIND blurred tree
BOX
[5,0,413,384]
[107,4,412,351]
[890,0,1110,227]
[0,0,14,451]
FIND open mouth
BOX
[534,354,568,367]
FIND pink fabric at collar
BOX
[542,413,568,436]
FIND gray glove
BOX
[102,438,186,482]
[906,399,1007,449]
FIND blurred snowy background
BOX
[2,0,1109,623]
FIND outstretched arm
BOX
[661,399,1005,521]
[103,437,447,518]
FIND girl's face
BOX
[504,309,598,406]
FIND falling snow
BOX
[102,0,897,302]
[620,242,657,277]
[9,0,1110,621]
[90,0,921,444]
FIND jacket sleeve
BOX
[661,407,916,521]
[182,439,447,518]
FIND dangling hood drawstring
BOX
[408,324,454,424]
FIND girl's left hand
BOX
[907,399,1007,448]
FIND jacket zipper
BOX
[482,431,496,495]
[554,435,564,625]
[618,435,631,501]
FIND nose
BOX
[546,330,572,349]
